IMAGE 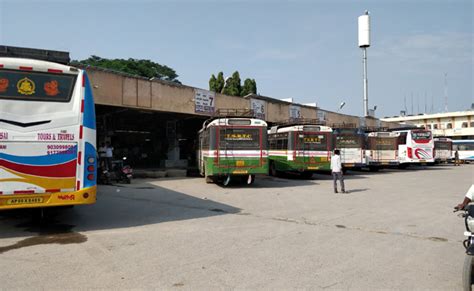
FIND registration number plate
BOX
[307,166,319,170]
[236,160,245,167]
[233,170,248,174]
[6,197,44,205]
[345,163,354,167]
[419,159,426,163]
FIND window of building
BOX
[433,124,438,129]
[426,124,432,129]
[462,122,468,128]
[446,123,452,129]
[470,122,474,128]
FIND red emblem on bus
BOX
[44,80,59,96]
[0,78,9,93]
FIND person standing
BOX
[331,149,346,193]
[105,141,114,171]
[454,149,460,166]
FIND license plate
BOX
[233,170,248,174]
[345,163,354,167]
[307,166,319,170]
[6,197,44,205]
[236,160,245,167]
[419,159,426,163]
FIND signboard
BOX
[250,98,266,120]
[316,110,326,123]
[290,105,301,120]
[194,89,215,114]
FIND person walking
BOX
[331,149,346,194]
[454,149,460,166]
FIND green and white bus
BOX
[197,117,268,186]
[268,124,333,178]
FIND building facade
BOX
[381,110,474,139]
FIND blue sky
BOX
[0,0,472,117]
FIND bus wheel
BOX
[222,175,231,186]
[270,162,278,177]
[246,175,255,185]
[301,172,313,179]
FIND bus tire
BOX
[270,162,278,177]
[301,171,313,179]
[462,255,474,291]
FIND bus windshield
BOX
[219,127,261,150]
[335,135,361,148]
[412,131,432,141]
[297,133,328,151]
[368,137,397,150]
[0,69,76,102]
[435,142,451,150]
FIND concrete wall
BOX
[87,67,397,128]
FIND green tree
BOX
[73,55,180,83]
[216,72,225,93]
[241,78,258,96]
[230,71,242,96]
[209,74,217,91]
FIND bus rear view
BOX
[0,51,97,210]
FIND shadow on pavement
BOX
[0,184,240,240]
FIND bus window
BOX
[219,128,261,150]
[335,135,361,148]
[412,131,432,141]
[398,132,407,145]
[299,134,328,150]
[0,69,76,102]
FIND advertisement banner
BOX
[290,105,301,120]
[250,98,266,120]
[194,89,215,114]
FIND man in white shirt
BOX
[330,149,346,193]
[454,184,474,210]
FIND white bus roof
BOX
[268,124,332,134]
[0,57,79,75]
[204,118,267,129]
[367,132,400,137]
[433,137,453,142]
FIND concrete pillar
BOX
[165,120,188,168]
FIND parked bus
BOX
[0,55,97,209]
[433,137,453,163]
[332,127,366,170]
[268,123,332,178]
[197,117,268,186]
[394,129,434,165]
[365,132,400,169]
[453,140,474,162]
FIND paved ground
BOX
[0,164,473,289]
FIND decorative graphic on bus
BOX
[17,77,35,95]
[0,144,77,193]
[0,78,8,93]
[414,148,432,159]
[44,80,60,96]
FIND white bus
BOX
[333,128,366,169]
[365,132,400,169]
[433,137,453,163]
[394,129,434,165]
[0,55,97,209]
[453,140,474,162]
